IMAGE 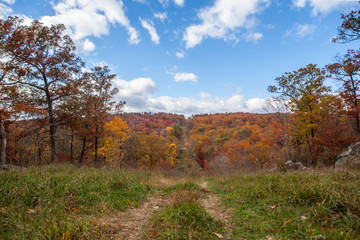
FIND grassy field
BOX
[209,170,360,240]
[1,166,359,239]
[0,165,153,239]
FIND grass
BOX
[2,165,359,240]
[0,164,152,239]
[149,182,225,239]
[209,170,360,240]
[161,182,201,195]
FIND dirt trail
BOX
[98,179,233,239]
[199,181,234,239]
[98,192,170,240]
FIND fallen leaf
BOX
[270,205,278,210]
[213,232,224,238]
[28,209,36,214]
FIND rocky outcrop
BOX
[335,142,360,168]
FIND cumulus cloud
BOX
[183,0,270,48]
[113,77,266,114]
[292,0,353,15]
[40,0,140,52]
[114,77,157,108]
[174,72,199,82]
[175,51,185,59]
[140,18,160,44]
[154,12,167,22]
[79,38,96,52]
[283,23,317,39]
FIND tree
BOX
[263,98,293,160]
[327,49,360,134]
[0,17,84,162]
[99,116,130,166]
[268,64,330,165]
[332,8,360,43]
[81,66,123,164]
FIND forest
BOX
[0,8,360,171]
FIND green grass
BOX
[2,165,359,240]
[209,170,360,240]
[150,183,225,240]
[161,182,201,195]
[0,164,152,239]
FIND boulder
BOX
[284,160,304,170]
[335,142,360,168]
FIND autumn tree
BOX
[332,7,360,43]
[263,98,293,160]
[0,17,83,162]
[82,66,123,164]
[327,49,360,134]
[268,64,330,165]
[99,116,130,166]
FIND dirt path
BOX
[98,179,233,239]
[98,191,171,240]
[199,181,234,239]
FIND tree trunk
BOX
[70,129,74,163]
[44,77,57,163]
[94,126,98,164]
[80,136,87,164]
[0,120,6,166]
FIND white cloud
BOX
[114,77,157,108]
[132,0,147,3]
[0,3,12,18]
[283,23,317,39]
[174,0,184,7]
[114,77,266,114]
[293,0,307,8]
[1,0,16,5]
[79,38,96,52]
[40,0,140,51]
[244,32,263,42]
[140,18,160,44]
[154,12,167,23]
[159,0,185,7]
[292,0,354,15]
[127,26,141,45]
[174,72,199,82]
[175,51,184,59]
[183,0,270,48]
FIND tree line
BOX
[0,6,359,169]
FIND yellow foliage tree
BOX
[99,116,130,166]
[168,143,177,165]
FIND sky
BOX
[0,0,359,115]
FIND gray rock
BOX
[294,162,304,169]
[268,167,278,172]
[335,142,360,168]
[285,160,294,166]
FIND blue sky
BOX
[1,0,359,115]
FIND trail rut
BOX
[199,181,234,239]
